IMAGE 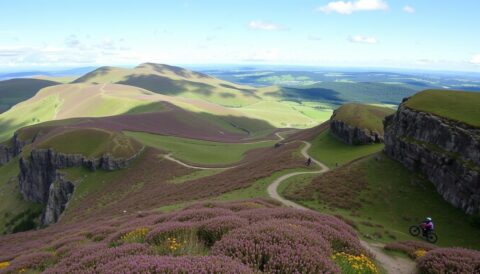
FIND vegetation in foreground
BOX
[283,153,480,249]
[0,200,378,273]
[404,89,480,127]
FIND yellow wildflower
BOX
[0,261,10,269]
[414,249,427,258]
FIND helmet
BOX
[426,217,432,221]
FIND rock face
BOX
[19,148,142,224]
[330,119,383,145]
[0,133,29,165]
[384,102,480,214]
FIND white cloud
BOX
[470,54,480,65]
[248,20,283,31]
[243,48,280,62]
[348,35,378,44]
[403,5,415,13]
[317,0,389,15]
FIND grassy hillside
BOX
[0,83,272,142]
[404,89,480,127]
[0,78,59,113]
[35,128,143,158]
[72,63,260,107]
[125,131,275,165]
[309,129,384,168]
[283,153,480,249]
[332,103,395,133]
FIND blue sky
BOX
[1,0,479,72]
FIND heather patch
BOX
[1,200,384,273]
[417,247,480,274]
[384,240,437,259]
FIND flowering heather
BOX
[197,215,249,246]
[416,247,480,274]
[212,220,340,273]
[165,207,235,223]
[45,243,153,273]
[96,255,253,274]
[0,200,386,273]
[1,251,55,273]
[384,240,437,259]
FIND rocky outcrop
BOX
[384,102,480,214]
[330,119,383,145]
[42,175,75,224]
[0,133,29,165]
[19,147,143,224]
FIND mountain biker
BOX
[305,157,312,166]
[421,217,434,236]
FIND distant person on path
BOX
[305,157,312,166]
[421,217,434,236]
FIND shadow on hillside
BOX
[219,83,260,98]
[122,101,275,136]
[72,67,113,83]
[139,63,212,80]
[280,87,344,103]
[117,74,216,97]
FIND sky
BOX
[1,0,479,72]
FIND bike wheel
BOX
[409,225,420,236]
[427,232,438,243]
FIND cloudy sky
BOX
[1,0,479,72]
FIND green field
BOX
[309,129,384,168]
[125,131,276,165]
[332,103,395,133]
[404,89,480,127]
[37,128,143,158]
[283,153,480,249]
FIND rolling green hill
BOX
[0,64,329,142]
[72,63,260,107]
[0,78,59,114]
[404,89,480,127]
[332,103,396,134]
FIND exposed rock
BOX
[42,175,75,225]
[18,147,143,225]
[0,133,29,165]
[384,103,480,214]
[330,119,383,145]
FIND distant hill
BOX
[0,78,59,114]
[0,83,278,143]
[72,63,260,107]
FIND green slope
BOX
[332,103,395,134]
[404,89,480,127]
[283,153,480,249]
[0,78,59,114]
[37,128,143,158]
[309,129,384,168]
[125,131,276,165]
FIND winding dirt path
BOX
[163,154,235,170]
[266,139,416,274]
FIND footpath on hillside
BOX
[267,135,416,274]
